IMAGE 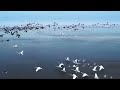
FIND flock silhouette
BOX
[0,22,119,42]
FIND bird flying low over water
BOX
[17,50,24,55]
[56,63,64,68]
[12,45,18,48]
[6,39,10,41]
[73,59,80,64]
[72,66,80,73]
[65,57,70,61]
[81,72,89,77]
[69,74,78,79]
[0,34,4,37]
[99,65,104,71]
[61,67,66,72]
[73,65,77,68]
[34,67,42,72]
[92,66,98,71]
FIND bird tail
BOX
[56,66,62,68]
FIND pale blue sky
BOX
[0,11,120,25]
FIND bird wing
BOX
[56,66,62,68]
[36,68,40,72]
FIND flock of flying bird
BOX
[0,43,112,79]
[55,57,113,79]
[0,22,116,79]
[0,22,119,40]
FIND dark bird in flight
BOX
[16,34,20,38]
[6,39,10,41]
[0,34,4,37]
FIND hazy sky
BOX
[0,11,120,25]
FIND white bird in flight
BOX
[99,65,104,71]
[17,50,23,55]
[73,65,77,68]
[81,72,89,77]
[61,67,66,72]
[56,63,64,68]
[65,57,70,61]
[92,66,98,71]
[73,67,80,73]
[73,59,80,64]
[94,73,99,79]
[12,45,18,48]
[34,67,42,72]
[69,74,78,79]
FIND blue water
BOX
[0,28,120,79]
